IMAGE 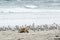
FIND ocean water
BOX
[0,0,60,28]
[0,0,60,9]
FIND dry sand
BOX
[0,30,60,40]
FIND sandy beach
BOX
[0,30,60,40]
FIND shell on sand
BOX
[19,26,29,33]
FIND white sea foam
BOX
[0,8,59,26]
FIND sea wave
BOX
[0,0,60,9]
